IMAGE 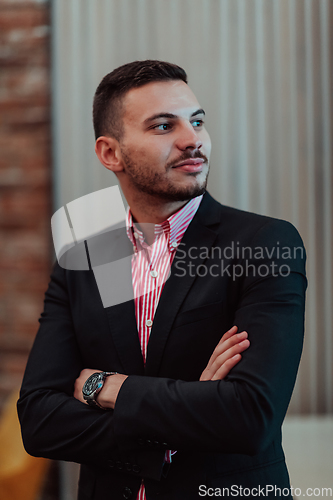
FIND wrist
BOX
[96,374,128,410]
[82,371,117,409]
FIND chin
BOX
[157,184,207,203]
[163,170,208,201]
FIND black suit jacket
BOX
[18,192,307,499]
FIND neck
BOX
[124,190,189,225]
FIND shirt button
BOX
[171,241,178,248]
[122,487,133,499]
[132,464,141,474]
[146,319,153,327]
[150,270,158,278]
[133,232,139,239]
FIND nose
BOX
[176,121,203,151]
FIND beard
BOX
[120,147,210,202]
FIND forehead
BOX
[122,80,201,124]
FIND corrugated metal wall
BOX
[52,0,332,414]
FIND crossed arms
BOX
[73,325,250,409]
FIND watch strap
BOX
[94,371,118,409]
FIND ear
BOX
[95,136,124,173]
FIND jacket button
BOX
[108,460,115,469]
[125,462,132,472]
[138,438,145,446]
[122,486,133,499]
[132,464,141,474]
[116,460,123,470]
[146,439,152,446]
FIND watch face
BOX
[83,373,103,397]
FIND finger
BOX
[211,338,250,370]
[80,368,101,378]
[214,331,248,359]
[216,326,238,347]
[211,354,242,381]
[204,327,238,370]
[203,338,249,381]
[209,339,250,378]
[205,330,248,370]
[200,351,243,382]
[200,368,214,381]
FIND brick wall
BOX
[0,0,51,411]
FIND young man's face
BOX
[117,80,212,202]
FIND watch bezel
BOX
[82,371,117,409]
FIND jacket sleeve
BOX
[17,262,166,480]
[111,219,307,456]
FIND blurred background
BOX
[0,0,332,499]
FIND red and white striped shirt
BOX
[126,195,203,500]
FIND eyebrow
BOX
[143,108,206,125]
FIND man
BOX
[18,60,307,500]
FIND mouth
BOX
[172,158,206,173]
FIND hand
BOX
[199,326,250,381]
[73,368,127,409]
[96,373,128,409]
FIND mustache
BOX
[167,151,209,169]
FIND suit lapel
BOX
[105,301,144,375]
[87,226,144,375]
[145,193,221,376]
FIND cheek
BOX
[121,134,174,167]
[202,131,212,156]
[138,141,172,167]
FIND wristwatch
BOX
[82,371,117,409]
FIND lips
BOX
[173,158,204,168]
[172,157,205,173]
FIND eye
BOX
[153,123,172,131]
[192,119,204,128]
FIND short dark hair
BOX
[92,60,188,141]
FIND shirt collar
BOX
[126,195,203,252]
